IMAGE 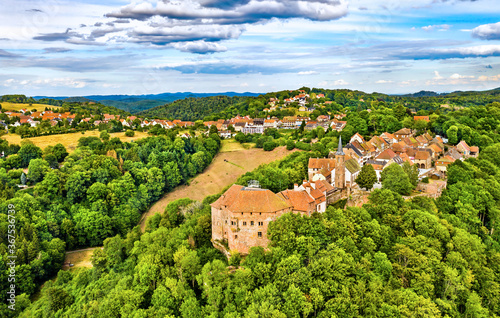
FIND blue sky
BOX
[1,0,500,95]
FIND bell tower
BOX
[335,136,345,189]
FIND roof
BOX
[470,146,479,152]
[376,149,397,161]
[314,179,335,192]
[429,143,443,153]
[345,143,363,157]
[344,158,361,173]
[211,184,291,213]
[308,158,336,170]
[395,128,412,135]
[414,116,429,121]
[335,136,345,156]
[278,190,314,212]
[458,140,470,152]
[415,151,430,160]
[437,155,455,164]
[399,153,412,164]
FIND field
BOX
[62,247,101,271]
[1,130,150,152]
[139,140,297,230]
[0,102,60,112]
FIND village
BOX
[210,126,480,256]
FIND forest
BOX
[1,89,500,317]
[14,143,500,318]
[0,132,222,316]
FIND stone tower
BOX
[334,136,345,189]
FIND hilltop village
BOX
[211,127,479,255]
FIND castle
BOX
[211,137,352,255]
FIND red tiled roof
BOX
[308,158,336,170]
[278,190,314,213]
[415,151,430,160]
[211,184,291,213]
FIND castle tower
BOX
[335,136,345,189]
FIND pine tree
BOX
[355,164,378,190]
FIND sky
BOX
[1,0,500,96]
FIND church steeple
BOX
[335,136,345,156]
[334,136,345,189]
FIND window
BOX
[243,221,247,226]
[235,235,238,239]
[251,221,254,226]
[258,222,264,226]
[258,232,262,238]
[231,221,236,226]
[259,213,261,215]
[225,220,227,224]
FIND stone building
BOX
[211,184,293,255]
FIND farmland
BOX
[0,102,60,112]
[1,130,149,152]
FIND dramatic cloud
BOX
[33,29,80,42]
[5,55,138,72]
[106,0,348,23]
[472,22,500,40]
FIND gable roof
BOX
[278,190,314,212]
[395,128,412,135]
[376,149,397,161]
[308,158,336,170]
[211,184,291,213]
[344,158,361,173]
[415,151,431,160]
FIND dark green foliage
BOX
[356,164,378,190]
[381,163,413,195]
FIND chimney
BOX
[294,183,299,190]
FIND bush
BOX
[125,130,135,137]
[263,141,277,151]
[422,177,430,183]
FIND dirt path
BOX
[62,247,102,270]
[139,144,296,231]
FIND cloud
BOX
[474,74,500,82]
[2,78,92,88]
[375,80,393,84]
[26,9,44,13]
[106,0,349,23]
[170,41,227,53]
[0,49,22,58]
[426,72,476,86]
[333,79,349,85]
[391,45,500,60]
[161,61,287,74]
[421,24,451,31]
[6,55,138,72]
[472,22,500,40]
[33,28,79,42]
[433,71,443,79]
[298,71,318,75]
[43,47,72,54]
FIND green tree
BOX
[402,161,419,189]
[355,164,378,190]
[125,129,135,137]
[27,158,50,183]
[381,163,413,195]
[100,130,110,141]
[447,125,459,145]
[18,143,42,167]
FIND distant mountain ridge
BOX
[33,92,262,114]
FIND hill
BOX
[34,92,262,114]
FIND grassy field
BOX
[219,139,255,152]
[62,247,101,271]
[0,102,60,112]
[139,142,297,231]
[1,130,150,152]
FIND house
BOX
[350,132,365,144]
[294,181,327,213]
[394,128,413,141]
[414,151,432,169]
[211,184,293,255]
[365,160,386,181]
[278,189,315,216]
[470,146,479,158]
[308,158,336,179]
[457,140,470,157]
[436,156,455,173]
[375,149,398,165]
[219,130,233,139]
[414,116,430,122]
[331,120,346,132]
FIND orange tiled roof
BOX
[415,151,430,160]
[308,158,336,170]
[278,190,314,213]
[211,184,291,213]
[376,149,397,160]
